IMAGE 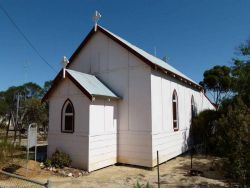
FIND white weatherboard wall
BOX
[47,78,90,169]
[151,70,215,166]
[48,78,118,171]
[88,99,118,171]
[47,27,217,171]
[69,31,153,167]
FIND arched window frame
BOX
[191,95,196,119]
[172,90,179,131]
[61,99,75,133]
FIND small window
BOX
[61,99,74,133]
[172,90,179,131]
[191,95,196,119]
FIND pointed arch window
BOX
[191,95,196,119]
[172,90,179,131]
[61,99,74,133]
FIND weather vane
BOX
[93,10,101,31]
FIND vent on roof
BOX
[162,56,168,63]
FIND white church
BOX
[43,24,215,172]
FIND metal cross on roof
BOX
[93,10,101,31]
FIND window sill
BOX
[61,130,74,134]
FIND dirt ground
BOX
[0,155,229,188]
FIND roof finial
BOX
[61,56,69,78]
[92,10,101,32]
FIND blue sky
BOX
[0,0,249,91]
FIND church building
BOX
[43,25,214,172]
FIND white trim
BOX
[62,100,74,132]
[172,91,179,130]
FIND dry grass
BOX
[0,155,229,187]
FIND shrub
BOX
[190,109,220,153]
[134,181,150,188]
[191,97,250,186]
[44,159,52,167]
[45,149,71,168]
[214,98,249,186]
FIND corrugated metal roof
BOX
[99,26,198,85]
[66,69,119,99]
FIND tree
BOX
[22,82,42,99]
[21,97,48,130]
[231,40,250,106]
[0,94,8,129]
[215,97,250,186]
[200,65,231,105]
[239,39,250,56]
[41,80,53,96]
[0,82,42,115]
[196,39,250,186]
[0,92,8,116]
[0,81,49,135]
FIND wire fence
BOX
[0,123,49,188]
[191,143,205,155]
[0,170,51,188]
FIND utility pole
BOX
[16,93,20,126]
[14,93,20,143]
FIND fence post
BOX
[157,150,160,188]
[190,146,193,170]
[46,180,51,188]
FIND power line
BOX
[0,2,57,73]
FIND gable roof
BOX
[67,69,119,100]
[99,26,198,85]
[43,24,203,102]
[42,69,119,101]
[68,25,202,90]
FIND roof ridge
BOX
[42,25,211,104]
[97,25,198,85]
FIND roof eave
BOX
[66,72,93,101]
[68,27,96,67]
[152,65,203,91]
[41,70,63,103]
[42,24,204,102]
[42,70,120,102]
[98,26,202,91]
[92,94,120,101]
[41,70,94,102]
